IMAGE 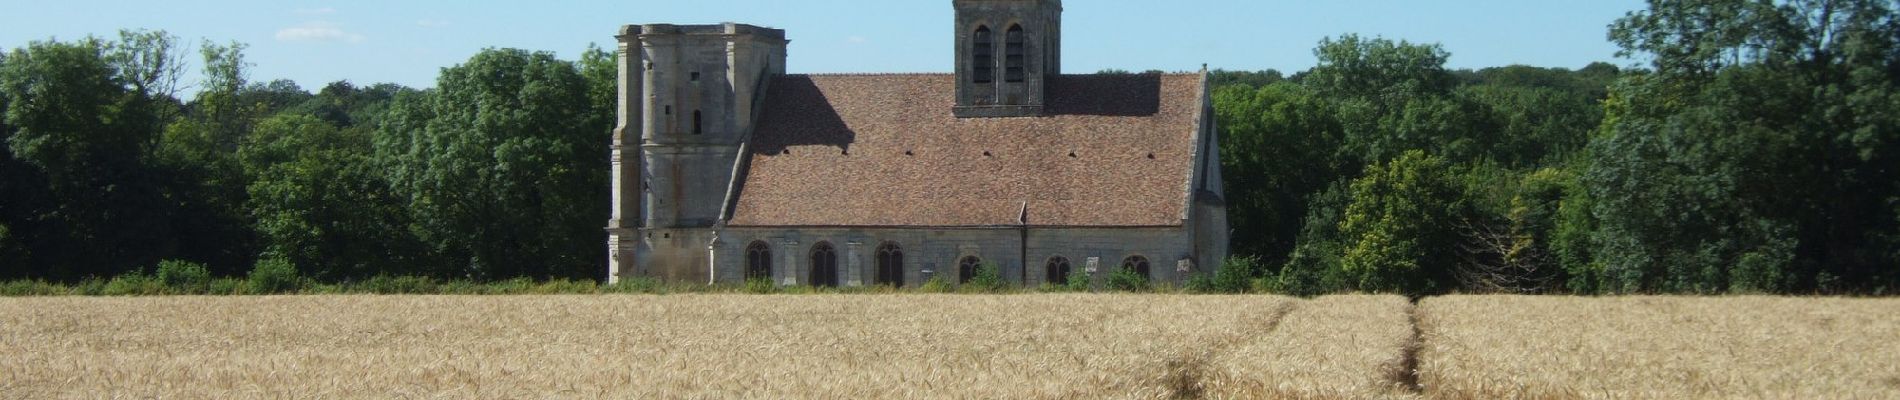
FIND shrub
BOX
[72,278,106,296]
[0,280,62,296]
[487,277,536,294]
[919,274,953,293]
[1107,267,1150,292]
[1212,256,1261,293]
[1065,268,1091,292]
[963,262,1007,292]
[207,278,246,295]
[1183,273,1216,293]
[357,275,437,294]
[155,260,213,294]
[103,273,163,296]
[248,257,303,294]
[440,279,486,294]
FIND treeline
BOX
[1214,0,1900,295]
[0,31,618,283]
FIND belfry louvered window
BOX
[1005,24,1025,82]
[972,26,994,84]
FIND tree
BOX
[1,37,173,280]
[1213,82,1343,263]
[1337,150,1464,295]
[1306,34,1496,167]
[376,48,609,280]
[1590,0,1900,293]
[150,39,260,275]
[244,114,429,280]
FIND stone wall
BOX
[712,226,1199,288]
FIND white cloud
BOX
[847,36,868,44]
[275,21,365,43]
[417,19,452,28]
[293,7,336,15]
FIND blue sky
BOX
[3,1,1647,92]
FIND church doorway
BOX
[809,242,838,287]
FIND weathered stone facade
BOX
[609,0,1229,288]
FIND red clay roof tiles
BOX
[727,73,1205,227]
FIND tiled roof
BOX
[727,73,1205,227]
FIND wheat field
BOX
[4,294,1897,399]
[1419,295,1900,399]
[1203,294,1420,399]
[0,294,1306,399]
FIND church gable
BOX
[727,72,1208,227]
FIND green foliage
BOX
[374,48,608,280]
[154,259,212,294]
[1338,150,1462,295]
[1,35,171,280]
[356,275,438,294]
[1106,267,1150,292]
[605,277,662,294]
[0,280,63,296]
[742,278,778,294]
[246,257,302,294]
[1065,268,1090,292]
[919,274,954,293]
[1587,0,1900,293]
[244,114,429,280]
[1214,82,1345,262]
[102,273,163,296]
[1188,256,1261,294]
[963,262,1007,292]
[207,277,245,295]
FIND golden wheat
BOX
[1203,294,1420,399]
[10,294,1896,399]
[0,294,1295,399]
[1418,295,1900,399]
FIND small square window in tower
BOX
[972,26,994,84]
[1005,25,1025,82]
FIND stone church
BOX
[606,0,1228,287]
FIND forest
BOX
[2,0,1896,295]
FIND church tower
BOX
[608,23,786,283]
[952,0,1062,118]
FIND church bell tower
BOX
[952,0,1062,118]
[608,23,787,283]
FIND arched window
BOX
[972,26,994,84]
[1004,24,1025,83]
[745,241,772,281]
[875,242,904,287]
[1045,256,1072,284]
[1121,255,1151,281]
[692,110,703,135]
[809,242,838,287]
[958,255,983,284]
